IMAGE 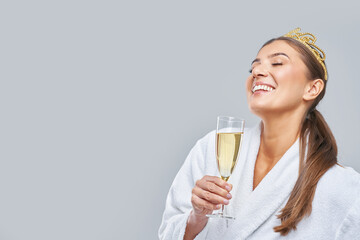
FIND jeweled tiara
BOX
[283,28,327,80]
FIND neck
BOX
[259,110,304,163]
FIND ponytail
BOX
[261,36,336,235]
[273,109,338,235]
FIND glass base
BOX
[206,213,235,220]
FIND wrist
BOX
[187,210,208,225]
[184,211,208,240]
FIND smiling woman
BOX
[159,28,360,240]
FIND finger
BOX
[195,178,232,199]
[192,186,230,205]
[191,194,221,215]
[203,175,233,191]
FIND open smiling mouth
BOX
[252,84,275,93]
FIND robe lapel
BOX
[211,124,300,240]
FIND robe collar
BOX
[210,123,300,239]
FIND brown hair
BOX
[262,37,338,235]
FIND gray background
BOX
[1,1,359,240]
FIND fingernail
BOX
[223,199,229,204]
[226,193,232,199]
[216,204,221,209]
[225,185,231,191]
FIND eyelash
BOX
[249,63,283,73]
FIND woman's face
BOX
[246,40,310,117]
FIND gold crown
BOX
[283,28,327,80]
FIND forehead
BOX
[257,40,300,59]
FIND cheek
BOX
[245,76,254,101]
[276,82,307,107]
[276,68,308,96]
[245,76,253,92]
[276,67,296,81]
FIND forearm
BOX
[183,211,208,240]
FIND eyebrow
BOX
[251,52,290,65]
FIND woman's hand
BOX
[184,176,233,240]
[191,175,233,217]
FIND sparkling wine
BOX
[216,132,243,181]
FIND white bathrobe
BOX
[159,124,360,240]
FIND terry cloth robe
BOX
[158,123,360,240]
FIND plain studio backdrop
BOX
[0,1,359,240]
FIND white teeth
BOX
[252,85,274,93]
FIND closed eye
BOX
[272,63,282,66]
[250,63,283,73]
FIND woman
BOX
[159,28,360,240]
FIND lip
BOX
[251,81,276,94]
[252,81,276,89]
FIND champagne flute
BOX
[207,116,244,220]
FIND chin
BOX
[248,103,276,119]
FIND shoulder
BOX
[196,129,216,145]
[190,125,258,164]
[306,165,360,236]
[327,166,360,238]
[196,121,259,144]
[316,164,360,207]
[321,164,360,190]
[196,125,257,147]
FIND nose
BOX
[252,64,268,78]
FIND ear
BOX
[303,79,324,101]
